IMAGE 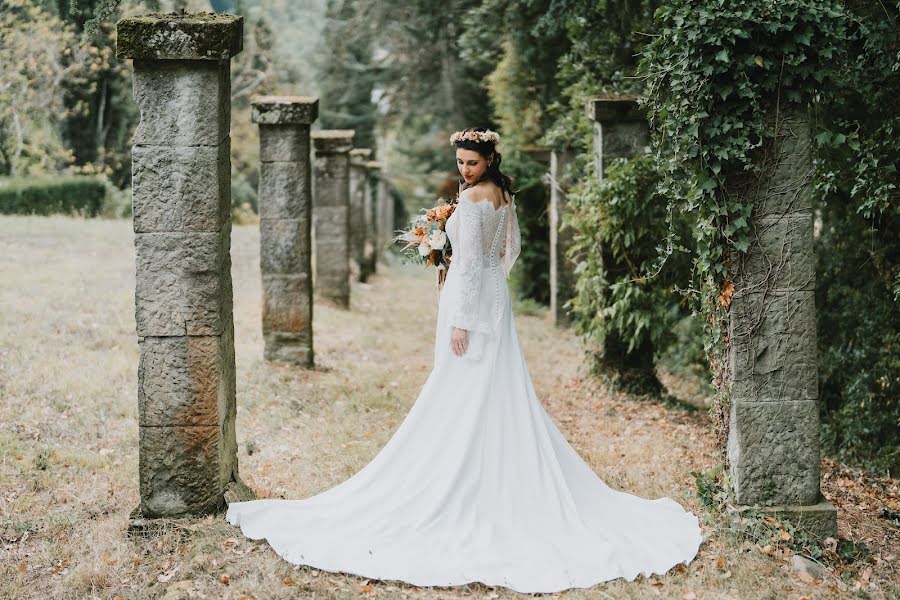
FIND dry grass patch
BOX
[0,215,896,599]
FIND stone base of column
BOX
[738,498,837,539]
[263,331,313,366]
[223,477,257,504]
[127,473,256,534]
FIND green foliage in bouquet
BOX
[393,201,455,270]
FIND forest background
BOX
[0,0,896,477]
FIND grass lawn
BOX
[0,215,896,599]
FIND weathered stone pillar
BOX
[252,96,318,366]
[589,96,649,178]
[117,13,251,518]
[549,149,575,325]
[364,160,381,275]
[727,108,836,537]
[349,148,372,281]
[586,96,659,394]
[312,130,354,307]
[375,169,393,264]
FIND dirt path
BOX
[0,217,896,599]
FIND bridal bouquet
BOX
[393,199,457,286]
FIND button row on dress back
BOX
[488,207,505,330]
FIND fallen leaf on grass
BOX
[282,577,294,585]
[157,564,179,583]
[220,574,230,585]
[796,570,816,584]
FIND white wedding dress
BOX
[225,190,703,593]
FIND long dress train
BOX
[225,191,703,594]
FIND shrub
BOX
[816,203,899,475]
[0,176,107,217]
[565,154,696,387]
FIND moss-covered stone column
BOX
[252,96,318,366]
[549,149,575,325]
[349,148,372,282]
[727,108,836,537]
[117,12,252,518]
[375,169,393,265]
[312,130,355,308]
[364,160,381,276]
[587,96,660,394]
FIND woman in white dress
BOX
[225,127,703,593]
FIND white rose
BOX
[417,241,431,256]
[428,230,447,250]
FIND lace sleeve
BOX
[450,198,485,332]
[501,200,521,278]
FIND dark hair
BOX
[452,127,515,197]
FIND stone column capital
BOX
[251,96,319,125]
[365,160,381,172]
[116,13,243,61]
[587,95,645,123]
[350,148,373,168]
[312,130,355,154]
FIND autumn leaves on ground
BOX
[0,216,897,600]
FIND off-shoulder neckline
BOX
[457,194,515,212]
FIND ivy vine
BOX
[639,0,849,441]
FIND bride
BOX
[226,127,703,593]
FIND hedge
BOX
[0,176,107,217]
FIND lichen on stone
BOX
[116,12,243,61]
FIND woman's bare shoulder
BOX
[463,181,507,206]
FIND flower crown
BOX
[449,129,500,145]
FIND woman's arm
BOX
[449,198,485,356]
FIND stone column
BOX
[364,160,381,275]
[117,13,251,518]
[589,96,649,179]
[349,148,372,281]
[375,170,393,264]
[586,96,659,394]
[252,96,318,367]
[549,149,575,325]
[312,130,354,307]
[727,108,836,537]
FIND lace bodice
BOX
[445,190,521,333]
